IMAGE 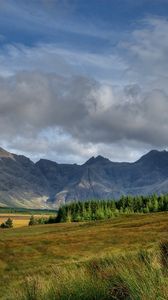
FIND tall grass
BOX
[7,243,168,300]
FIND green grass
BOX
[6,250,168,300]
[1,212,168,299]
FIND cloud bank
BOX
[0,14,168,163]
[0,71,168,163]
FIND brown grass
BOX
[0,214,51,228]
[0,212,168,298]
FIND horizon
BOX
[0,1,168,163]
[1,146,168,165]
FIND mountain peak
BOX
[137,149,168,165]
[0,148,168,208]
[140,149,167,158]
[0,147,15,160]
[84,155,110,165]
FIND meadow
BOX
[0,214,53,228]
[1,212,168,299]
[0,207,56,228]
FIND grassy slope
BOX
[1,212,168,299]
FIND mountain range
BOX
[0,147,168,208]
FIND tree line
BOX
[54,194,168,223]
[2,194,168,228]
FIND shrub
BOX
[160,240,168,270]
[0,217,13,228]
[28,215,37,226]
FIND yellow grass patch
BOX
[0,214,51,227]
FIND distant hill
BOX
[0,148,168,208]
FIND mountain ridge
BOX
[0,148,168,208]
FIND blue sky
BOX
[0,0,168,163]
[1,1,168,51]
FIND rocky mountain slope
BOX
[0,148,168,208]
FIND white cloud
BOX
[0,71,167,163]
[123,17,168,87]
[0,17,168,162]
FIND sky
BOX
[0,0,168,163]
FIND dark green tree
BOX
[0,217,13,228]
[29,215,37,226]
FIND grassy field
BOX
[0,214,53,228]
[1,212,168,299]
[0,207,56,228]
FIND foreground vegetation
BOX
[0,212,168,299]
[10,246,168,300]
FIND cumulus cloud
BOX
[0,16,168,162]
[0,70,168,163]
